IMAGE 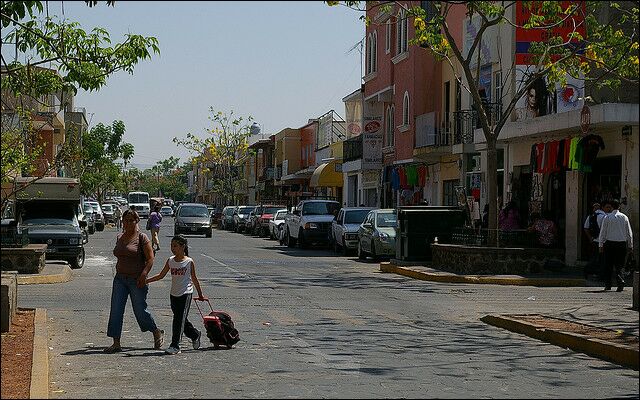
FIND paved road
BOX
[19,220,640,398]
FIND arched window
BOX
[385,20,391,53]
[372,31,377,72]
[386,105,395,147]
[396,8,408,54]
[366,33,372,74]
[402,92,410,126]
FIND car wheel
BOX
[81,230,89,244]
[69,248,85,269]
[206,229,212,238]
[358,241,366,260]
[370,240,379,261]
[333,239,340,254]
[88,226,95,235]
[96,223,104,232]
[286,229,296,247]
[298,229,307,249]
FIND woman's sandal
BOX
[103,344,122,354]
[154,330,165,350]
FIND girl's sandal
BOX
[154,330,165,350]
[103,344,122,354]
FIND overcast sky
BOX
[39,1,365,168]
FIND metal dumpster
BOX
[396,206,465,262]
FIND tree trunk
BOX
[486,134,498,247]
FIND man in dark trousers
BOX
[583,202,606,279]
[598,199,634,291]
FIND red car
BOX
[249,205,287,237]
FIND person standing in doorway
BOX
[599,199,633,291]
[583,202,606,279]
[149,205,163,252]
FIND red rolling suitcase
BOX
[193,298,240,349]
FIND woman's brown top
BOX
[113,232,150,278]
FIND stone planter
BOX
[431,243,565,275]
[1,244,47,274]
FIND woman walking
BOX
[149,205,163,251]
[104,209,164,353]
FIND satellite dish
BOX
[250,122,261,136]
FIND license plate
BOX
[191,227,197,231]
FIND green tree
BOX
[1,1,159,212]
[80,120,134,202]
[173,108,254,206]
[330,1,639,244]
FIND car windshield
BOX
[345,210,371,224]
[263,207,283,214]
[376,212,397,227]
[22,202,76,225]
[102,205,113,212]
[83,205,93,213]
[238,207,254,214]
[178,206,209,218]
[274,211,287,220]
[224,208,234,215]
[161,207,172,212]
[302,202,340,216]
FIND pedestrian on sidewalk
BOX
[583,202,606,279]
[104,209,164,354]
[149,205,163,252]
[114,205,123,231]
[599,199,634,292]
[146,234,205,355]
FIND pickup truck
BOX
[283,200,340,248]
[12,177,87,269]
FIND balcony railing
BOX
[343,135,363,162]
[452,102,502,145]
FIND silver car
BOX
[174,203,212,237]
[357,209,397,260]
[331,207,374,255]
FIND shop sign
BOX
[362,170,379,189]
[362,115,383,170]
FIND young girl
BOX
[146,235,206,355]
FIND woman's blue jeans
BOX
[107,274,159,338]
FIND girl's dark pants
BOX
[170,293,200,349]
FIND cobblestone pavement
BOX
[19,223,640,398]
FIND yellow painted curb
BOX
[380,263,585,287]
[481,314,639,371]
[17,266,72,285]
[30,308,49,399]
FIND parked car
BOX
[249,204,287,236]
[220,206,236,230]
[268,209,289,239]
[86,201,105,231]
[174,203,212,237]
[210,208,223,228]
[331,207,374,255]
[233,205,255,233]
[160,206,174,217]
[82,203,96,234]
[357,209,397,260]
[101,203,116,224]
[284,199,340,248]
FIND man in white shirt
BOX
[583,202,606,279]
[599,200,634,291]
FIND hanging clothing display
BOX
[529,134,605,174]
[398,167,408,189]
[406,165,418,186]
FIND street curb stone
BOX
[379,262,586,287]
[30,308,49,399]
[480,314,639,370]
[17,265,72,285]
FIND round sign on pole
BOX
[580,105,591,134]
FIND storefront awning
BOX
[310,161,343,188]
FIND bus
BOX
[127,191,150,218]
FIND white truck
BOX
[127,191,150,218]
[12,177,87,269]
[283,199,340,248]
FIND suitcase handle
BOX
[193,297,213,319]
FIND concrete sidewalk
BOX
[380,261,588,287]
[17,262,73,285]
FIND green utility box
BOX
[396,206,465,262]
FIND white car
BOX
[160,206,174,217]
[268,209,288,239]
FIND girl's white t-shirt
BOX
[168,255,193,297]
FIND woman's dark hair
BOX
[122,209,140,222]
[154,205,161,212]
[171,234,189,256]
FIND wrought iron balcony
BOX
[452,102,502,145]
[343,135,363,162]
